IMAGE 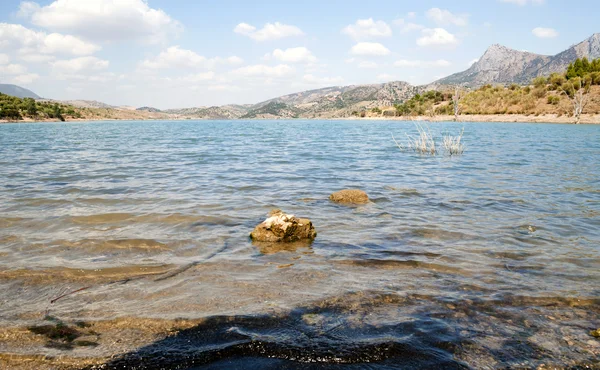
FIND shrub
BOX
[532,87,546,98]
[533,76,547,88]
[547,95,560,105]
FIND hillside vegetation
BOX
[0,93,80,121]
[363,57,600,122]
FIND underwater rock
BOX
[591,328,600,338]
[329,189,369,204]
[250,210,316,243]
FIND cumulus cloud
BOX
[0,63,28,75]
[532,27,558,38]
[499,0,544,5]
[416,28,458,47]
[11,73,39,84]
[341,18,392,40]
[0,23,100,56]
[376,73,396,82]
[19,0,182,43]
[231,64,295,77]
[393,19,425,34]
[394,59,451,68]
[426,8,469,27]
[140,46,243,70]
[350,42,391,57]
[270,47,317,63]
[234,22,304,41]
[0,54,9,65]
[52,56,109,72]
[302,74,343,85]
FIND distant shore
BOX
[1,113,599,124]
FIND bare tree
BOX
[560,77,591,124]
[452,86,461,121]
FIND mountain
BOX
[163,104,252,119]
[137,106,162,113]
[435,33,600,87]
[0,84,40,99]
[249,81,420,118]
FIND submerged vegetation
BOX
[393,123,465,156]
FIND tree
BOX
[560,77,591,124]
[452,86,462,121]
[24,98,38,116]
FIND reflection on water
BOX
[0,120,599,369]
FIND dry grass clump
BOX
[393,123,465,156]
[442,128,465,156]
[393,123,436,155]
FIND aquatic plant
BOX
[393,123,465,156]
[442,128,465,156]
[392,122,437,155]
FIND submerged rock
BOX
[591,329,600,338]
[329,189,369,204]
[250,210,316,243]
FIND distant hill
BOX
[137,106,162,113]
[435,33,600,87]
[0,84,40,99]
[246,81,420,118]
[163,104,252,119]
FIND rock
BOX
[250,210,316,243]
[329,189,369,204]
[591,328,600,338]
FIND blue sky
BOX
[0,0,597,109]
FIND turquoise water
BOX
[0,120,599,368]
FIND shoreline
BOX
[1,113,599,124]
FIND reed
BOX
[393,123,465,156]
[392,122,437,155]
[442,128,465,155]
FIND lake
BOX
[0,120,599,369]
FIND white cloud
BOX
[341,18,392,40]
[350,42,391,57]
[271,47,317,63]
[532,27,558,38]
[52,56,109,72]
[302,74,343,85]
[416,28,458,47]
[181,71,215,83]
[11,73,39,85]
[358,61,378,69]
[468,58,479,66]
[140,46,242,70]
[20,0,182,44]
[426,8,469,27]
[0,23,100,56]
[231,64,295,77]
[234,22,304,41]
[407,12,417,18]
[0,63,28,75]
[394,19,425,34]
[394,59,451,68]
[0,54,9,65]
[499,0,544,5]
[226,56,244,65]
[141,46,205,69]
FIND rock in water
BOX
[250,210,317,243]
[329,189,369,204]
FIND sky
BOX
[0,0,598,109]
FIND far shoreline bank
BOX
[1,113,599,125]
